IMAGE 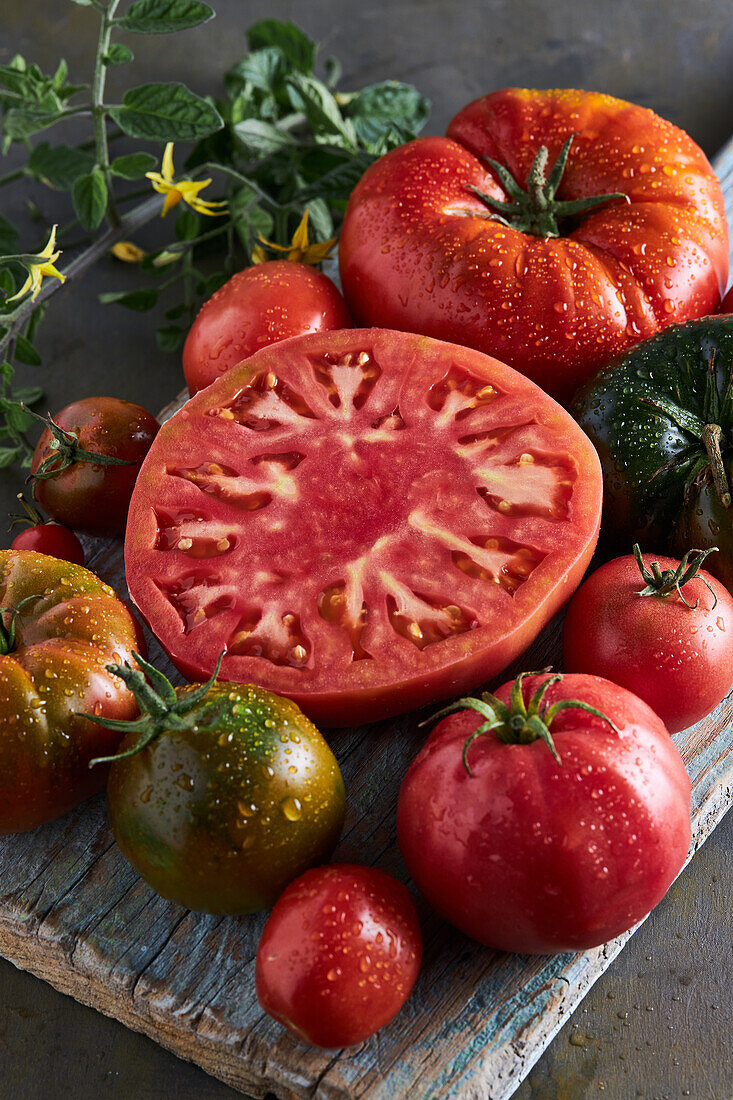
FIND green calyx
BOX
[424,669,619,773]
[0,594,43,654]
[25,406,133,489]
[85,650,225,767]
[633,543,718,610]
[10,492,46,531]
[467,134,628,238]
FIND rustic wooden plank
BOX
[0,139,732,1100]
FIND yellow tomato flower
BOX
[111,241,146,263]
[146,143,228,218]
[252,210,337,265]
[8,225,65,303]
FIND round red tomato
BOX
[397,671,691,953]
[722,286,733,313]
[182,260,352,395]
[563,548,733,733]
[0,549,142,834]
[10,522,85,564]
[340,88,728,403]
[256,864,422,1047]
[125,328,602,725]
[31,397,160,536]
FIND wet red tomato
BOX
[340,88,728,403]
[125,328,602,725]
[182,260,352,395]
[10,522,85,564]
[256,863,422,1047]
[398,671,691,953]
[31,397,160,536]
[563,548,733,733]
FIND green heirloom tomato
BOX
[573,316,733,589]
[91,655,345,914]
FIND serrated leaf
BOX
[285,73,356,150]
[234,118,296,156]
[156,325,185,351]
[0,215,19,255]
[105,43,135,66]
[110,151,157,179]
[14,335,41,367]
[305,197,334,242]
[297,149,374,203]
[99,288,160,311]
[2,108,65,148]
[0,447,20,468]
[116,0,215,35]
[12,385,43,405]
[5,401,36,431]
[72,169,108,230]
[165,302,189,320]
[346,80,430,133]
[231,48,282,93]
[175,208,200,240]
[247,20,316,74]
[109,82,223,141]
[28,142,95,189]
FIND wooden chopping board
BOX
[0,138,732,1100]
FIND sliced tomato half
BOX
[125,330,602,725]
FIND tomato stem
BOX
[24,406,134,492]
[701,423,732,509]
[467,134,629,238]
[633,543,719,610]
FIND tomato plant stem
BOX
[91,0,121,227]
[701,422,732,508]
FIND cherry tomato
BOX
[0,550,142,834]
[256,864,422,1047]
[125,328,602,726]
[397,671,691,954]
[563,548,733,733]
[105,655,345,914]
[31,397,160,536]
[340,89,728,403]
[10,522,85,564]
[182,260,352,396]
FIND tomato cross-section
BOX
[125,329,602,725]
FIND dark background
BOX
[1,2,731,1097]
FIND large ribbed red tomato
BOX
[125,329,602,725]
[722,286,733,313]
[340,88,728,403]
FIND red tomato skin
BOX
[340,89,728,404]
[722,286,733,313]
[10,523,85,565]
[182,261,352,395]
[562,553,733,733]
[397,674,691,954]
[31,397,159,536]
[256,864,422,1048]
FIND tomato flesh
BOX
[125,329,602,725]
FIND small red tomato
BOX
[398,671,691,954]
[722,286,733,313]
[563,547,733,733]
[182,260,352,395]
[9,493,85,565]
[256,864,422,1047]
[31,397,159,536]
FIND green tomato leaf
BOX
[0,215,20,256]
[69,0,95,6]
[346,80,430,141]
[305,197,334,242]
[99,287,160,312]
[14,335,41,367]
[5,400,36,431]
[246,20,316,74]
[72,169,108,230]
[109,82,224,141]
[12,385,43,406]
[174,208,200,240]
[231,48,283,94]
[110,151,158,178]
[116,0,215,35]
[28,142,95,189]
[285,73,357,150]
[234,118,297,156]
[297,149,375,203]
[156,324,185,351]
[0,447,20,468]
[105,44,135,66]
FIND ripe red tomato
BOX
[256,864,422,1047]
[0,549,142,833]
[397,671,691,953]
[340,89,728,403]
[10,522,85,564]
[563,548,733,733]
[722,286,733,313]
[182,260,352,395]
[31,397,159,536]
[125,328,602,725]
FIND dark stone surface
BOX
[0,2,731,1097]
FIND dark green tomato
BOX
[107,684,345,915]
[573,316,733,588]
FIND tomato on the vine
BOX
[397,671,691,954]
[30,397,160,536]
[0,549,142,834]
[182,260,351,396]
[340,88,728,403]
[563,547,733,733]
[97,654,346,914]
[125,328,602,726]
[256,864,422,1048]
[10,494,84,565]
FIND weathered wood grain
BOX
[1,140,732,1100]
